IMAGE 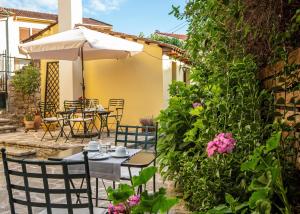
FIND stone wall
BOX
[7,79,41,117]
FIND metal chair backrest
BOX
[115,122,158,150]
[39,101,57,118]
[84,99,99,108]
[108,99,124,111]
[64,100,83,112]
[1,149,94,214]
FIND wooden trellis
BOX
[45,62,59,108]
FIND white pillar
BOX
[162,55,172,109]
[58,0,83,109]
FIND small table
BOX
[96,110,112,138]
[49,149,156,207]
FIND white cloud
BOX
[86,0,124,13]
[0,0,125,14]
[0,0,57,13]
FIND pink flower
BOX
[192,102,202,108]
[129,195,140,206]
[206,132,236,157]
[108,203,126,214]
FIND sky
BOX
[0,0,188,36]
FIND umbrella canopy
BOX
[19,26,144,60]
[19,26,144,99]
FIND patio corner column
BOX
[58,0,83,108]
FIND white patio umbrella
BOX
[19,26,144,98]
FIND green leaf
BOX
[248,172,272,191]
[249,189,269,209]
[207,204,232,213]
[157,198,179,213]
[107,184,134,204]
[132,166,157,187]
[235,202,249,212]
[256,199,272,214]
[225,193,236,206]
[266,131,281,152]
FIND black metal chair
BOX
[1,148,106,214]
[39,101,64,141]
[85,99,99,109]
[115,122,158,193]
[106,99,124,127]
[64,100,97,143]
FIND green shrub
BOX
[11,65,40,114]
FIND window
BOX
[19,27,30,41]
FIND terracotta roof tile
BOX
[22,23,188,62]
[0,7,112,27]
[155,31,187,40]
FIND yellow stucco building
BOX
[24,23,188,125]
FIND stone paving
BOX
[0,129,188,214]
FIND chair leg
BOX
[41,123,53,141]
[96,178,99,207]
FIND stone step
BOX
[0,125,17,133]
[5,147,36,157]
[0,118,10,124]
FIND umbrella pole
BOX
[81,47,85,101]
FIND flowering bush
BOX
[206,133,236,157]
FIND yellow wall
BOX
[39,24,59,103]
[85,44,164,125]
[38,24,164,125]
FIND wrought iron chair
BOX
[84,99,99,109]
[64,100,97,143]
[39,101,64,141]
[1,148,106,214]
[115,122,158,193]
[106,99,125,127]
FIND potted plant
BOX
[23,111,35,131]
[11,65,40,130]
[139,117,156,132]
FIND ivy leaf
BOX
[132,166,157,187]
[266,131,281,152]
[225,193,236,206]
[207,204,232,213]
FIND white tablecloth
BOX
[65,149,141,181]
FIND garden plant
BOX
[107,166,178,214]
[157,0,300,213]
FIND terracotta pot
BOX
[34,115,42,130]
[24,120,35,130]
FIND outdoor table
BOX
[60,149,156,207]
[96,110,112,138]
[65,148,141,181]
